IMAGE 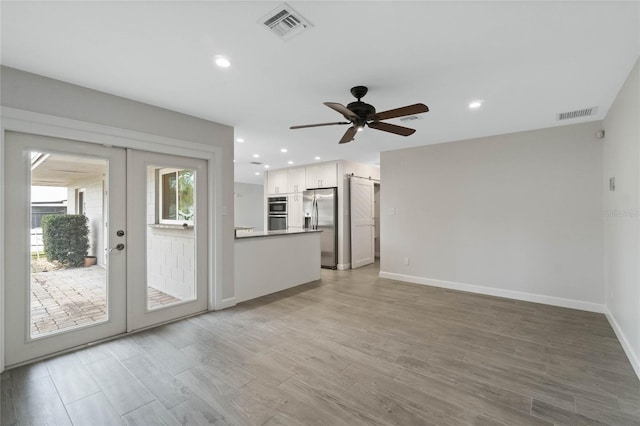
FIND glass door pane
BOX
[30,153,109,337]
[146,166,196,310]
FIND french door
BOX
[3,132,208,366]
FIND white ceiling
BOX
[2,1,639,184]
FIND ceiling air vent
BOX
[556,107,597,121]
[260,3,312,41]
[399,115,423,123]
[250,161,263,165]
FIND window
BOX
[76,188,85,215]
[159,169,195,225]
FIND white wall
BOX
[381,121,604,311]
[234,182,264,231]
[603,58,640,377]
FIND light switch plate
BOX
[388,208,396,215]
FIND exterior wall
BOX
[381,121,604,311]
[603,57,640,377]
[147,227,195,300]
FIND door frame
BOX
[0,106,225,372]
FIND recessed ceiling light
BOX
[287,161,294,165]
[280,148,288,153]
[469,100,483,109]
[255,172,261,176]
[253,154,260,158]
[236,138,244,143]
[214,56,231,68]
[314,156,321,160]
[264,165,270,169]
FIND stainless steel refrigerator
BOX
[303,187,338,269]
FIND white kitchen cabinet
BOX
[267,169,287,195]
[288,193,304,229]
[305,162,337,189]
[287,167,305,193]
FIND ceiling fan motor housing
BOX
[347,101,376,123]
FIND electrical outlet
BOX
[403,257,409,265]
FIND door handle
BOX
[109,243,125,253]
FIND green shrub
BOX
[41,214,89,268]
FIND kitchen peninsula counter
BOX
[235,229,321,302]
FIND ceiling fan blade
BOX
[339,126,358,144]
[371,103,429,121]
[324,102,358,120]
[290,121,350,130]
[367,121,416,136]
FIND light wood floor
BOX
[2,262,639,425]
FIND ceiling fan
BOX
[290,86,429,144]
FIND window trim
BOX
[158,168,194,226]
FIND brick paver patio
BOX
[30,265,180,336]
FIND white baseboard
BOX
[337,263,351,270]
[378,271,605,313]
[215,297,236,310]
[605,306,640,380]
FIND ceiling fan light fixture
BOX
[357,126,364,132]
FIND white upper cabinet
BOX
[287,168,305,193]
[267,169,287,195]
[306,163,337,189]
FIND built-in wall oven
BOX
[268,196,287,231]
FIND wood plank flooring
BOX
[2,262,639,425]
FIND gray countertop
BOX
[235,229,322,240]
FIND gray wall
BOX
[603,58,640,374]
[234,182,264,231]
[1,66,235,300]
[381,121,604,306]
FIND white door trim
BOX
[0,106,225,372]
